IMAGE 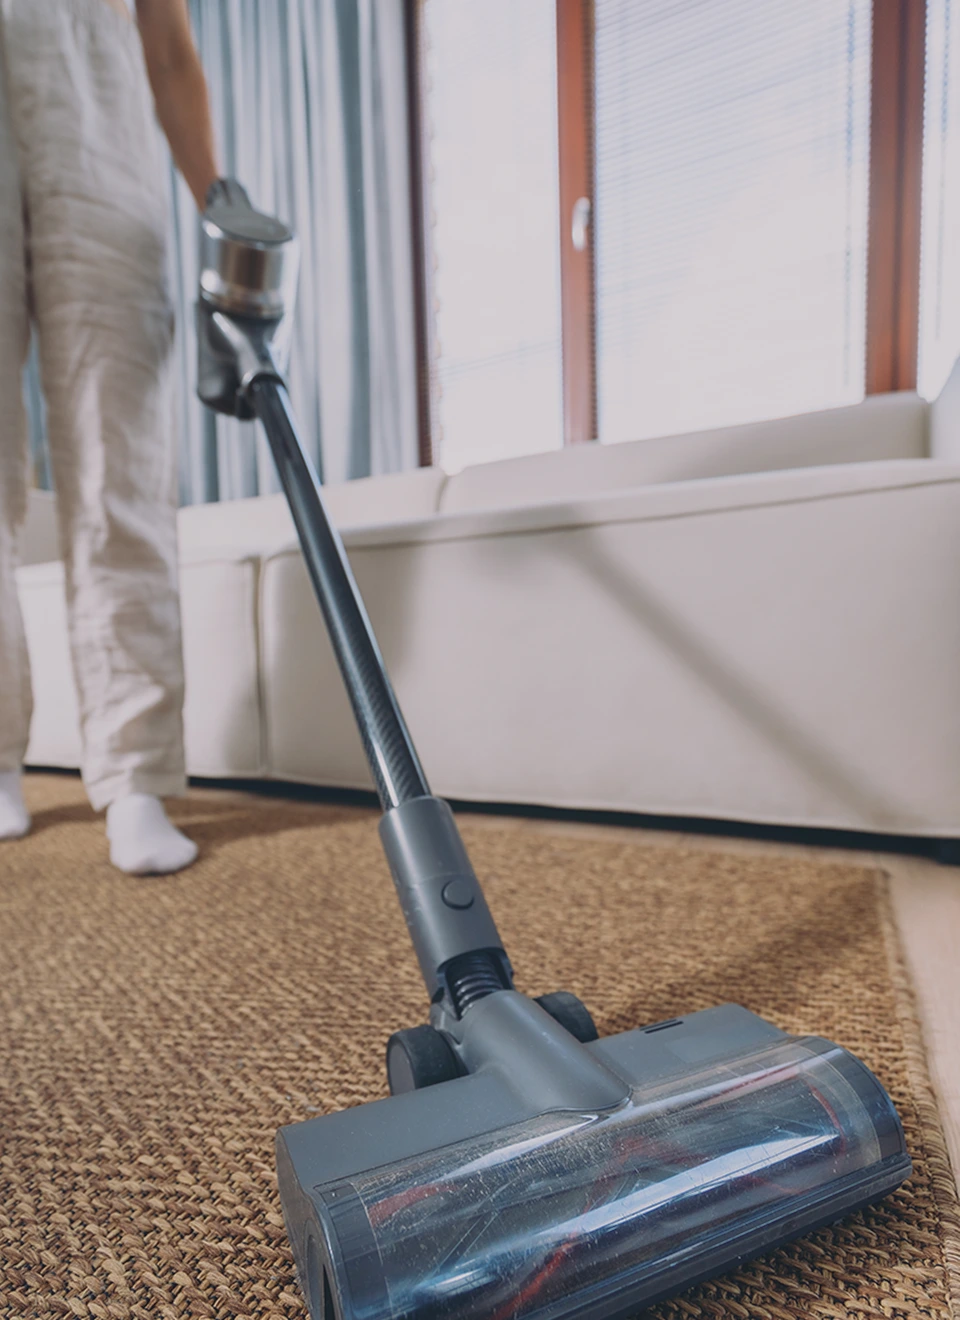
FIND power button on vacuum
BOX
[441,878,475,909]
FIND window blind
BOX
[421,0,563,472]
[919,0,960,399]
[594,0,872,444]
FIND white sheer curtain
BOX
[919,0,960,399]
[26,0,419,504]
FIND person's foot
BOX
[0,769,30,840]
[106,793,198,875]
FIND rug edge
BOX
[877,867,960,1319]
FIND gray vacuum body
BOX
[276,1000,908,1320]
[196,181,911,1320]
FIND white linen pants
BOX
[0,0,186,811]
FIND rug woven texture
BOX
[1,775,958,1319]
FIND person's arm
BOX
[135,0,219,209]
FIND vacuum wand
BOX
[195,180,512,1018]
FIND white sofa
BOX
[19,364,960,839]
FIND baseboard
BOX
[182,772,960,867]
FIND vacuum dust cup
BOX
[196,181,912,1320]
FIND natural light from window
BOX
[422,0,874,471]
[919,0,960,400]
[594,0,872,444]
[422,0,563,474]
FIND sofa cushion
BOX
[440,392,928,515]
[930,355,960,461]
[179,553,263,776]
[176,466,447,561]
[337,458,946,549]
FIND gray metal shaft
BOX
[249,378,429,810]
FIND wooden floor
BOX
[199,784,960,1192]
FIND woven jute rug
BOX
[1,774,958,1319]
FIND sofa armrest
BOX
[316,458,960,552]
[930,355,960,461]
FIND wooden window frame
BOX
[866,0,927,394]
[556,0,597,443]
[404,0,435,467]
[409,0,930,465]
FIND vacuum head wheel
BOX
[386,1025,462,1094]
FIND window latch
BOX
[571,196,592,252]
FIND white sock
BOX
[106,793,198,876]
[0,769,30,840]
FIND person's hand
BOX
[135,0,219,210]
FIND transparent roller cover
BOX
[308,1037,908,1320]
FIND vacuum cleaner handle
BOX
[196,182,513,1013]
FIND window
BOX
[919,0,960,398]
[413,2,939,466]
[593,0,872,443]
[420,0,564,472]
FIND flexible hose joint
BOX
[447,951,506,1016]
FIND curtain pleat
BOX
[25,0,418,505]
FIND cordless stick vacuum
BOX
[197,181,911,1320]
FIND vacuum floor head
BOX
[277,1000,909,1320]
